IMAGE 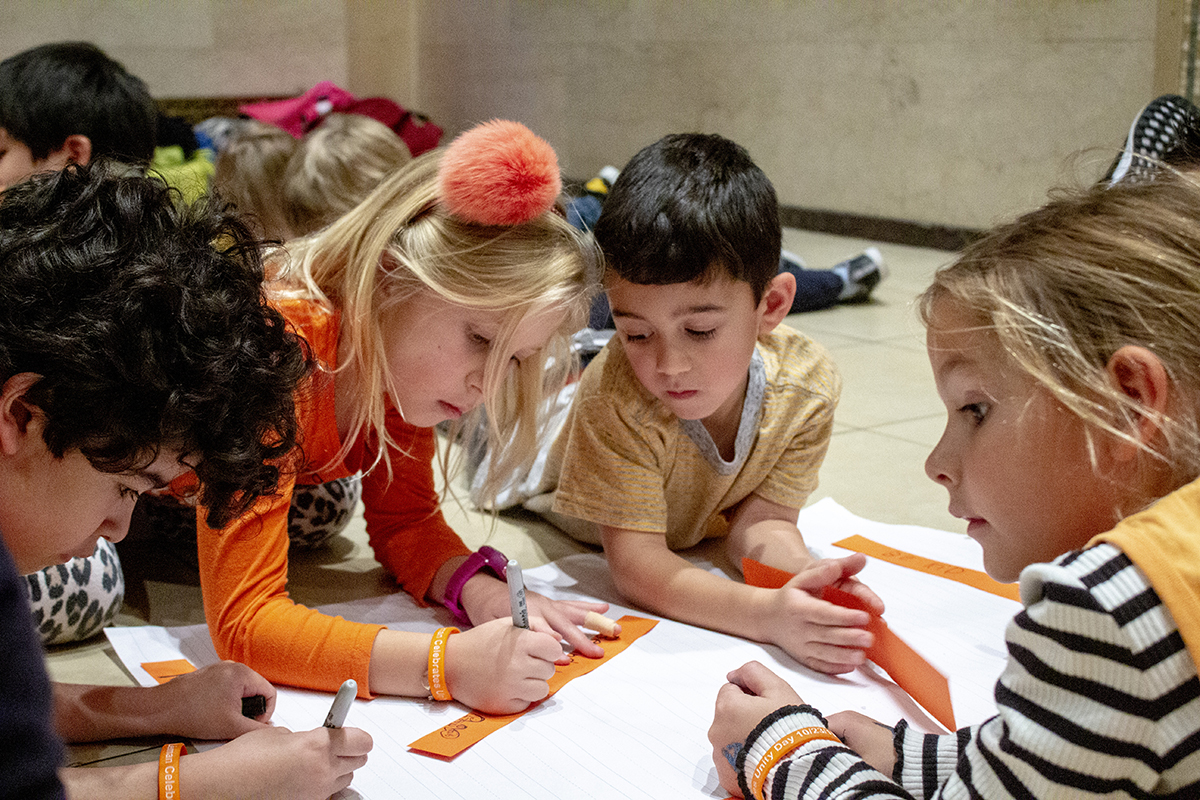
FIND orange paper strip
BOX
[832,534,1020,601]
[742,558,956,731]
[409,615,658,759]
[142,658,197,684]
[823,585,955,731]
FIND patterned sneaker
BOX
[1103,94,1200,185]
[834,246,886,303]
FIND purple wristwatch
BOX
[442,545,508,625]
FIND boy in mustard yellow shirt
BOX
[549,133,882,674]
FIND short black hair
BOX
[0,161,313,527]
[592,133,782,302]
[0,41,156,164]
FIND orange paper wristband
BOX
[749,726,839,800]
[428,626,459,702]
[159,742,185,800]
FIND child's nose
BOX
[100,502,137,545]
[924,434,956,487]
[654,342,688,376]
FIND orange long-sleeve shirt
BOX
[196,296,471,697]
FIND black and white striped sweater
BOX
[739,543,1200,799]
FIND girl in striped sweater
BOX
[708,171,1200,798]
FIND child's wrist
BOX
[739,705,833,800]
[158,742,186,799]
[426,627,459,701]
[744,585,780,644]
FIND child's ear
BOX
[0,373,43,456]
[45,135,93,169]
[757,271,796,335]
[1105,345,1170,460]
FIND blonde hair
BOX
[271,148,601,499]
[919,171,1200,482]
[282,113,412,237]
[212,119,297,241]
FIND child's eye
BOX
[960,402,990,424]
[686,328,716,340]
[622,331,648,343]
[469,330,491,348]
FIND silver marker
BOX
[323,679,357,728]
[507,559,529,629]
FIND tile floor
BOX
[45,227,963,767]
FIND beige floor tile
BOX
[820,341,941,429]
[788,298,926,346]
[811,428,959,533]
[871,414,948,450]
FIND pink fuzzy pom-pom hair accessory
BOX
[438,119,562,226]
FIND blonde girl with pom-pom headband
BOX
[194,120,609,714]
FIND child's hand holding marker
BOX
[165,677,372,800]
[422,559,623,715]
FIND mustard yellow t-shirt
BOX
[1088,474,1200,671]
[551,326,839,549]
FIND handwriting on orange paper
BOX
[832,534,1020,601]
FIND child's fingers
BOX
[837,577,885,615]
[832,552,869,578]
[555,599,611,615]
[326,725,374,759]
[785,559,844,592]
[520,624,568,666]
[810,622,874,650]
[518,675,554,703]
[526,595,607,659]
[536,608,606,659]
[800,645,866,675]
[725,660,801,702]
[785,590,872,628]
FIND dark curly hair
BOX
[0,162,313,527]
[592,133,782,303]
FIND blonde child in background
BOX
[282,111,412,237]
[200,113,411,552]
[210,118,297,241]
[709,172,1200,798]
[196,120,611,716]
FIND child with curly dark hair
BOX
[0,162,372,800]
[0,40,167,645]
